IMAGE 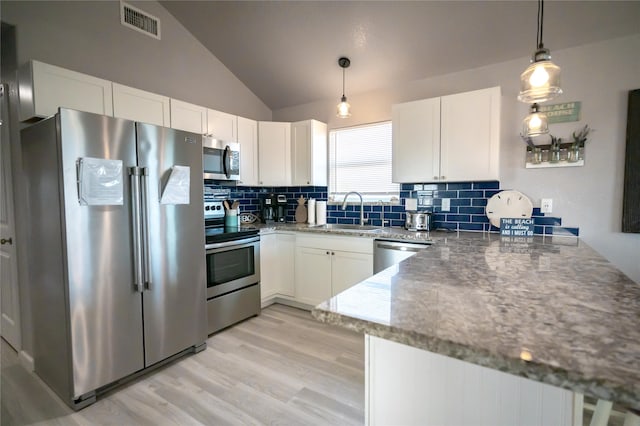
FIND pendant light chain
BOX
[537,0,543,49]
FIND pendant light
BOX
[522,103,549,137]
[337,57,351,118]
[517,0,562,103]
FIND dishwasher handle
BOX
[374,240,432,253]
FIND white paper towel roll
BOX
[316,201,327,225]
[307,199,316,224]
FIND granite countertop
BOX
[311,231,640,411]
[251,222,433,242]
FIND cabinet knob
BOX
[441,176,446,179]
[326,251,330,255]
[331,252,335,255]
[307,181,310,184]
[433,176,439,180]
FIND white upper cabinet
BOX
[170,99,207,134]
[440,87,501,182]
[392,98,441,183]
[112,83,170,127]
[392,86,501,183]
[18,60,113,121]
[237,116,259,186]
[258,121,291,186]
[291,119,327,186]
[206,109,237,142]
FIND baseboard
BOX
[19,350,34,372]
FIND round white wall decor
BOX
[485,190,534,228]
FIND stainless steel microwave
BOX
[203,138,240,181]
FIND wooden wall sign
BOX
[538,102,581,124]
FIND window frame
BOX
[327,121,400,205]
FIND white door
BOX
[440,86,501,181]
[392,97,441,183]
[291,120,311,185]
[258,121,291,186]
[237,116,259,186]
[112,83,170,127]
[0,84,21,350]
[206,109,237,142]
[331,250,373,296]
[294,246,331,306]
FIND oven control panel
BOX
[204,200,224,220]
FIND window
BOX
[328,121,399,203]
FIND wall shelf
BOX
[525,142,585,169]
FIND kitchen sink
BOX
[310,224,387,233]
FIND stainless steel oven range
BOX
[204,196,260,334]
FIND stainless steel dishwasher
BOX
[373,239,432,273]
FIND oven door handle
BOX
[205,235,260,250]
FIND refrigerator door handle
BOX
[140,167,152,291]
[129,167,144,292]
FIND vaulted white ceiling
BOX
[160,1,640,111]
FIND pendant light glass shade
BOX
[337,57,351,118]
[522,103,549,136]
[517,0,562,103]
[518,48,562,103]
[337,95,351,118]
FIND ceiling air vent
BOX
[120,1,161,40]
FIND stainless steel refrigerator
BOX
[21,108,207,409]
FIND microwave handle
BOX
[223,145,232,179]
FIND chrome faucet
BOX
[342,191,368,225]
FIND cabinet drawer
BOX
[296,234,373,254]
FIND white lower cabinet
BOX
[295,234,373,307]
[260,232,295,304]
[295,247,332,306]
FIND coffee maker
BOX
[259,194,275,223]
[273,194,287,223]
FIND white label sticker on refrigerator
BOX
[78,157,124,205]
[160,165,190,205]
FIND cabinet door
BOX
[258,121,291,186]
[206,108,237,142]
[440,86,501,181]
[237,116,259,186]
[331,251,373,296]
[392,97,441,183]
[294,247,331,306]
[291,120,311,186]
[170,99,207,134]
[276,233,296,297]
[260,233,278,301]
[291,120,328,187]
[19,60,113,121]
[113,83,170,127]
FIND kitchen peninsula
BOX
[312,231,640,425]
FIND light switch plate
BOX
[442,198,451,212]
[541,198,553,213]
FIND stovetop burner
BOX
[205,226,259,244]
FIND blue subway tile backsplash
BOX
[204,180,579,236]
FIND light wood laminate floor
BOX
[1,304,365,426]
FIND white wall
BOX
[274,35,640,283]
[0,0,271,120]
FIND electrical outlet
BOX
[441,198,451,212]
[541,198,553,213]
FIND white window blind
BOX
[329,121,399,202]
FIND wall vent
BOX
[120,1,161,40]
